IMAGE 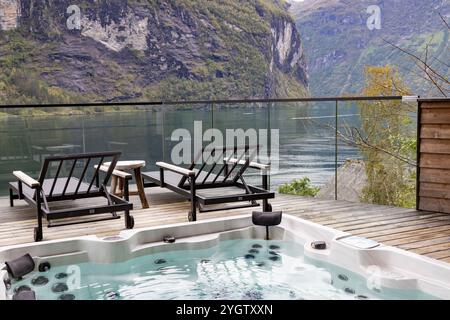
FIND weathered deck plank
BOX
[0,189,449,264]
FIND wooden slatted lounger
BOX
[142,145,274,222]
[8,151,134,242]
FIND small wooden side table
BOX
[104,160,149,209]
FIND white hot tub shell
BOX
[0,214,449,300]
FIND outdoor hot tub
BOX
[0,214,449,300]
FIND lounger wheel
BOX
[126,215,135,229]
[34,227,43,242]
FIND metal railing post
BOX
[82,117,86,154]
[211,102,214,129]
[268,102,272,190]
[416,99,421,210]
[162,103,166,162]
[335,100,338,201]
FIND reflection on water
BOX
[0,104,361,195]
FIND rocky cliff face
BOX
[271,17,307,84]
[0,0,308,103]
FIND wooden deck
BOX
[0,189,449,264]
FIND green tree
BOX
[357,66,417,208]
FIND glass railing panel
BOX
[80,106,165,172]
[270,101,336,196]
[211,102,270,188]
[0,105,164,195]
[0,98,417,206]
[161,103,213,171]
[336,99,417,208]
[0,109,84,195]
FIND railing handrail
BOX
[0,96,406,109]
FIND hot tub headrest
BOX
[252,211,282,227]
[13,290,36,301]
[5,254,35,280]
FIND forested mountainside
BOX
[0,0,309,106]
[291,0,449,96]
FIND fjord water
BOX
[10,239,436,300]
[0,103,361,195]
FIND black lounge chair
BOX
[9,151,134,242]
[142,145,274,221]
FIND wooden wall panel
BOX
[420,154,450,169]
[420,139,450,154]
[421,101,450,108]
[419,197,450,213]
[418,100,450,214]
[419,182,450,199]
[420,168,450,184]
[421,125,450,139]
[421,109,450,124]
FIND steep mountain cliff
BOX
[291,0,449,96]
[0,0,308,105]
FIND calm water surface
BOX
[0,104,361,195]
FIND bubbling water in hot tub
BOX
[6,239,437,300]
